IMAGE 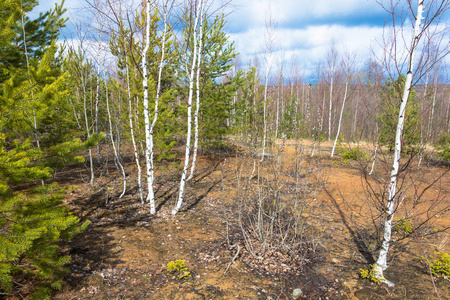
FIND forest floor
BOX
[49,139,449,300]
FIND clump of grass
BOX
[167,259,191,280]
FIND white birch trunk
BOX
[369,142,378,175]
[418,73,428,167]
[275,80,280,139]
[105,80,126,198]
[81,73,95,185]
[95,3,103,165]
[188,1,205,182]
[143,0,154,209]
[328,61,334,141]
[320,90,326,132]
[352,87,360,138]
[147,0,169,214]
[373,0,424,286]
[260,67,270,162]
[427,74,438,139]
[331,81,348,158]
[173,0,202,215]
[126,57,143,203]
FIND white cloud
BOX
[226,0,384,30]
[230,24,384,78]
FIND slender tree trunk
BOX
[147,0,169,214]
[188,0,205,182]
[126,58,143,203]
[353,87,360,139]
[95,7,102,165]
[373,0,424,286]
[105,80,126,198]
[328,62,334,141]
[260,67,270,161]
[427,74,438,140]
[369,142,378,175]
[81,73,95,185]
[143,0,154,208]
[331,81,348,157]
[275,79,280,139]
[418,73,428,167]
[173,0,202,215]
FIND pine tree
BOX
[188,14,239,147]
[0,2,96,297]
[0,135,90,299]
[377,75,421,152]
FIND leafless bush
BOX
[223,142,327,274]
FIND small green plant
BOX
[437,147,450,162]
[359,264,383,284]
[167,259,191,280]
[394,217,413,234]
[339,147,369,161]
[422,252,450,278]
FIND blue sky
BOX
[34,0,389,80]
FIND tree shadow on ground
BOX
[55,153,227,291]
[324,187,376,265]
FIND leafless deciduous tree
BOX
[373,0,450,287]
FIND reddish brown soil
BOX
[49,140,449,299]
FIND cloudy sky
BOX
[34,0,389,80]
[224,0,387,78]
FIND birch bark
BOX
[143,0,154,209]
[105,80,126,198]
[147,0,170,214]
[126,57,143,203]
[173,0,203,215]
[331,80,349,158]
[373,0,424,286]
[188,0,205,182]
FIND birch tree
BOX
[105,79,127,198]
[373,0,450,286]
[188,0,205,182]
[146,0,171,214]
[173,0,203,215]
[331,52,355,158]
[260,8,276,161]
[326,44,338,141]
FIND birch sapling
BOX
[373,0,424,286]
[105,79,127,198]
[331,80,348,158]
[331,54,354,158]
[173,0,203,215]
[95,0,103,164]
[188,0,205,182]
[143,0,154,207]
[126,57,143,203]
[260,10,276,161]
[147,0,170,214]
[327,47,337,141]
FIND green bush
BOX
[437,147,450,162]
[423,252,450,278]
[339,147,369,160]
[435,133,450,149]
